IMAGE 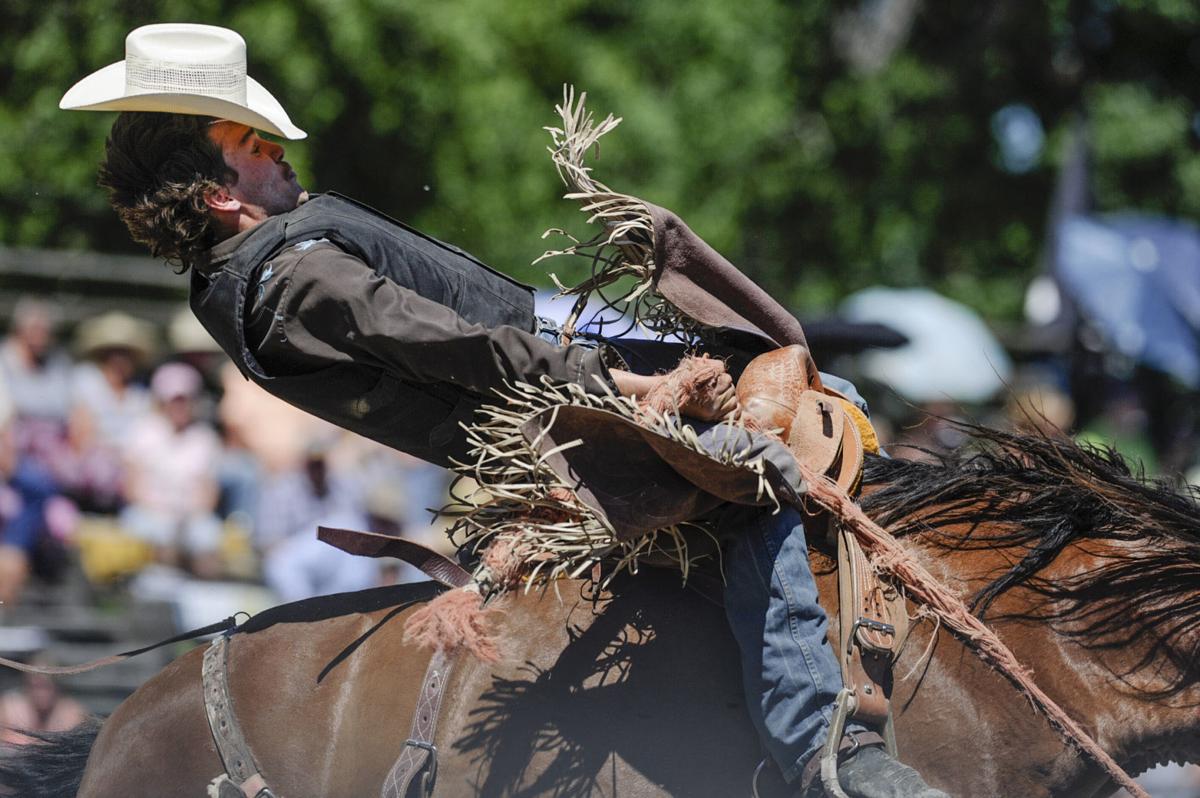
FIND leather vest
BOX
[190,193,537,467]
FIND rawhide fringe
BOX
[640,355,728,416]
[537,86,697,342]
[444,376,762,593]
[402,584,501,664]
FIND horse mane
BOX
[860,423,1200,696]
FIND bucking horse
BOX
[3,91,1197,798]
[2,426,1199,797]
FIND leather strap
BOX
[317,527,467,796]
[0,614,242,676]
[836,531,890,724]
[800,729,887,793]
[318,527,472,589]
[382,649,456,798]
[836,521,907,727]
[203,636,277,798]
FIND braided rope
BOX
[799,462,1148,798]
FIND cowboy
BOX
[62,23,949,798]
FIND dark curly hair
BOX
[98,112,236,272]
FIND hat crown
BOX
[123,23,247,103]
[60,22,307,140]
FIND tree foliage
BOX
[1,1,1197,319]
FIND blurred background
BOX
[1,1,1199,793]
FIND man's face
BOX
[207,121,307,219]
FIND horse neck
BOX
[946,525,1200,772]
[1067,534,1200,770]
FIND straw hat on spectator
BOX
[59,23,305,140]
[74,311,158,367]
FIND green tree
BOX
[1,1,1197,321]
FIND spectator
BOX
[120,363,222,578]
[71,312,156,451]
[255,438,378,602]
[0,299,83,581]
[64,312,157,512]
[0,299,74,510]
[0,380,32,606]
[167,305,224,382]
[0,663,86,746]
[0,299,73,428]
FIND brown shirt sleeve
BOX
[247,240,615,398]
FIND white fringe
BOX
[537,85,696,342]
[446,377,765,590]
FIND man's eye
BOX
[251,145,260,155]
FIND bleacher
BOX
[0,246,183,327]
[0,568,178,716]
[0,244,189,714]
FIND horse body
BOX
[9,433,1200,797]
[70,544,1197,797]
[74,578,762,797]
[874,530,1199,798]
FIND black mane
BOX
[860,424,1200,696]
[0,717,101,797]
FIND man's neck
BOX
[213,214,268,242]
[238,212,271,235]
[214,196,311,241]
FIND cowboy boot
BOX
[806,745,952,798]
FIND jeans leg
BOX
[723,505,844,783]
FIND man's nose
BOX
[266,140,285,161]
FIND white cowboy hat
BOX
[60,23,306,140]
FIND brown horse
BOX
[2,426,1198,797]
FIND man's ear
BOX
[203,185,241,214]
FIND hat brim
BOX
[60,61,306,140]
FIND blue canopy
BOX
[1056,214,1200,387]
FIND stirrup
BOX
[751,758,769,798]
[819,690,853,798]
[819,688,899,798]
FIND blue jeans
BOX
[722,504,844,782]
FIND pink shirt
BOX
[124,414,220,517]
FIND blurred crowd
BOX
[4,288,1199,613]
[0,296,450,612]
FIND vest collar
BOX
[204,225,258,272]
